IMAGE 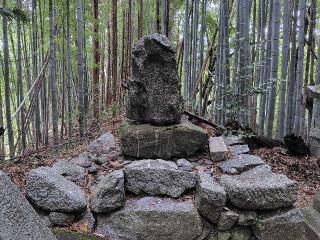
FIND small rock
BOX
[95,197,203,240]
[238,211,257,226]
[87,164,98,174]
[177,158,193,172]
[218,154,265,174]
[314,192,320,213]
[230,145,249,156]
[26,167,87,213]
[90,170,125,213]
[218,210,239,231]
[223,136,245,146]
[94,156,108,165]
[71,152,95,168]
[52,160,86,181]
[195,173,226,223]
[254,208,306,240]
[125,159,197,198]
[209,137,228,162]
[220,171,297,210]
[88,133,117,155]
[49,212,75,227]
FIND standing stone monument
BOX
[0,170,57,240]
[119,34,208,159]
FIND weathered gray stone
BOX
[220,171,298,210]
[52,160,86,181]
[301,207,320,240]
[223,136,245,146]
[218,154,265,174]
[90,170,125,213]
[125,159,197,197]
[217,210,239,231]
[71,152,95,168]
[230,227,251,240]
[217,231,232,240]
[238,211,257,226]
[177,158,193,172]
[209,137,228,162]
[0,170,57,240]
[241,164,272,176]
[95,197,203,240]
[87,164,98,174]
[230,145,250,156]
[127,33,184,125]
[254,208,306,240]
[36,209,53,227]
[88,133,117,155]
[119,120,208,159]
[195,173,226,223]
[26,167,87,213]
[94,155,108,165]
[314,192,320,213]
[75,210,96,233]
[49,212,75,227]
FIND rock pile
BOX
[119,34,208,159]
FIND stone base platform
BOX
[118,120,208,159]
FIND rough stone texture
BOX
[88,133,117,155]
[125,159,196,197]
[254,208,306,240]
[71,152,95,168]
[223,136,245,146]
[314,192,320,213]
[218,154,265,174]
[127,33,184,125]
[26,167,87,213]
[95,197,203,240]
[230,145,250,156]
[119,120,208,159]
[241,164,272,176]
[195,172,226,223]
[90,170,125,213]
[301,207,320,240]
[230,227,252,240]
[36,209,53,227]
[0,170,57,240]
[209,137,228,162]
[217,210,239,231]
[238,211,257,226]
[220,171,298,210]
[52,160,86,181]
[49,212,75,227]
[176,158,193,172]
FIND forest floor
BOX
[1,112,319,232]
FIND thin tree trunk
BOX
[112,0,118,102]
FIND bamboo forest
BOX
[1,0,320,240]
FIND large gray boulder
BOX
[52,160,86,181]
[124,159,197,197]
[220,171,298,210]
[0,171,57,240]
[119,120,208,159]
[218,154,265,174]
[90,170,125,213]
[88,132,117,155]
[26,167,87,213]
[254,208,306,240]
[95,197,203,240]
[195,173,226,223]
[127,33,184,125]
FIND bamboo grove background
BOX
[0,0,320,159]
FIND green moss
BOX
[52,229,103,240]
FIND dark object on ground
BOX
[224,119,241,131]
[284,134,310,156]
[245,136,284,150]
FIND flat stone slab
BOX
[220,171,298,210]
[218,154,265,174]
[230,144,250,156]
[254,208,306,240]
[0,171,57,240]
[119,120,208,159]
[95,197,203,240]
[26,167,87,213]
[124,159,196,198]
[209,137,228,162]
[223,135,245,146]
[195,173,226,223]
[301,207,320,240]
